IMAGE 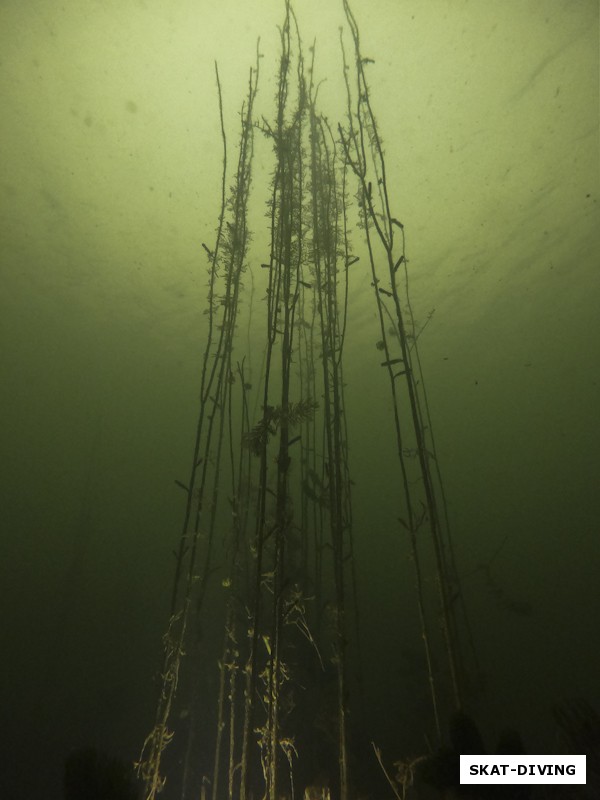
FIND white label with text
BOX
[460,755,586,784]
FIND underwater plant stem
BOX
[212,616,230,800]
[170,60,227,617]
[308,88,352,800]
[341,0,465,728]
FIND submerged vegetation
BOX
[137,3,478,799]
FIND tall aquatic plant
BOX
[339,0,470,733]
[136,51,260,800]
[306,73,355,800]
[139,2,474,798]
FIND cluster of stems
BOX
[138,2,474,799]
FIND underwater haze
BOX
[1,0,599,798]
